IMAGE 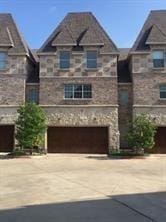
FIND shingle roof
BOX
[146,24,166,44]
[131,10,166,52]
[0,13,36,62]
[118,48,131,83]
[39,12,118,53]
[0,27,13,46]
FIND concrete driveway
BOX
[0,154,166,222]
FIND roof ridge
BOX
[8,14,28,54]
[6,27,14,46]
[90,13,118,52]
[63,24,76,44]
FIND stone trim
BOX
[26,83,39,85]
[38,53,57,56]
[0,105,19,107]
[118,82,132,85]
[133,105,166,108]
[40,104,119,108]
[130,51,150,55]
[8,53,28,56]
[100,52,119,55]
[40,76,118,79]
[146,42,166,44]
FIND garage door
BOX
[47,127,108,154]
[152,127,166,153]
[0,125,14,152]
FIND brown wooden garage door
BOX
[0,125,14,152]
[47,127,108,154]
[152,127,166,153]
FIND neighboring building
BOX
[0,14,37,152]
[38,12,119,153]
[129,10,166,153]
[0,10,166,154]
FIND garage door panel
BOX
[48,127,108,154]
[154,127,166,154]
[0,125,14,152]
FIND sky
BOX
[1,0,166,49]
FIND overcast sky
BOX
[1,0,166,49]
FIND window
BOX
[119,91,129,105]
[27,88,39,103]
[59,51,70,69]
[64,84,92,99]
[86,51,97,69]
[160,85,166,99]
[152,51,164,68]
[0,52,7,70]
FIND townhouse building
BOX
[0,10,165,153]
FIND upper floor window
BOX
[119,91,129,106]
[64,84,92,99]
[86,51,97,69]
[27,88,39,104]
[0,52,7,70]
[160,85,166,99]
[59,51,70,69]
[152,51,164,68]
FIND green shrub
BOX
[126,114,156,152]
[15,103,47,153]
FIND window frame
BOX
[27,88,39,104]
[86,51,98,69]
[159,84,166,100]
[152,50,165,69]
[64,84,92,100]
[59,51,70,69]
[0,52,7,70]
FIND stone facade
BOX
[133,106,166,126]
[0,54,30,75]
[42,105,119,151]
[131,47,166,128]
[0,55,34,106]
[38,47,119,152]
[39,47,117,78]
[0,54,36,122]
[0,106,18,124]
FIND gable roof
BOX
[146,24,166,44]
[39,12,118,54]
[0,13,36,61]
[131,10,166,52]
[0,27,14,47]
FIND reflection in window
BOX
[64,84,92,99]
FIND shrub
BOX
[126,114,156,153]
[15,103,47,153]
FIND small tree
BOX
[126,114,156,153]
[15,103,47,153]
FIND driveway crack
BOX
[112,197,156,222]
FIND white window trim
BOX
[152,50,165,69]
[64,84,92,100]
[0,52,7,70]
[159,84,166,100]
[86,51,98,69]
[59,51,70,69]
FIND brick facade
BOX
[39,50,120,152]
